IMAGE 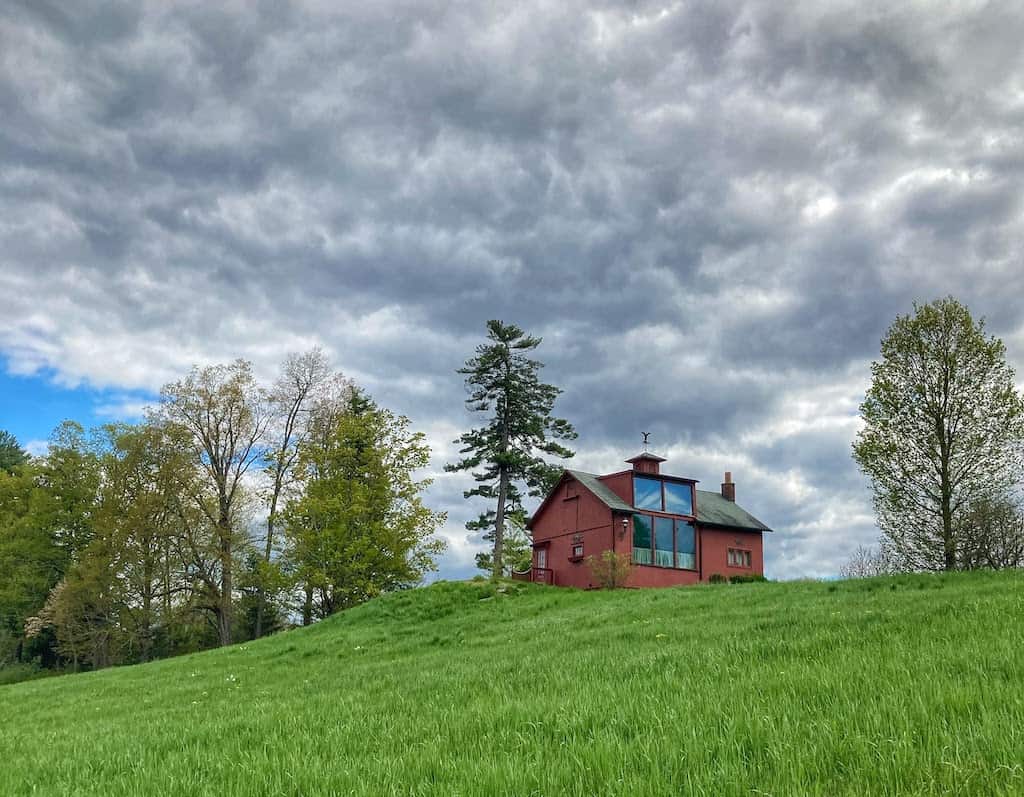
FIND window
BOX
[654,517,674,567]
[634,476,662,510]
[570,543,584,560]
[664,481,693,515]
[728,548,751,568]
[632,515,652,565]
[632,514,697,570]
[676,521,696,570]
[536,548,547,569]
[632,476,694,516]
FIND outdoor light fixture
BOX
[620,517,629,538]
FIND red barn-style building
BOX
[525,452,771,588]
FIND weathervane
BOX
[642,432,650,451]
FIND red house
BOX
[525,452,771,587]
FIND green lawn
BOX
[2,571,1023,796]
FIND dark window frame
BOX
[631,512,698,571]
[632,475,695,516]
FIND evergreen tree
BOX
[447,320,576,578]
[0,430,29,475]
[853,298,1024,570]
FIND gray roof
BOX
[695,489,772,532]
[566,470,633,512]
[558,470,772,532]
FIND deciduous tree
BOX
[157,360,269,645]
[853,298,1024,570]
[0,422,99,666]
[959,495,1024,570]
[838,545,895,579]
[256,349,347,637]
[285,390,446,619]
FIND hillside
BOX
[2,572,1023,796]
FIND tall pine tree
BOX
[448,320,576,578]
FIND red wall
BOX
[625,561,702,587]
[599,471,632,505]
[531,477,616,589]
[699,527,765,580]
[531,474,766,588]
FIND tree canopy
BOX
[853,297,1024,571]
[284,389,446,618]
[2,355,447,679]
[447,320,576,577]
[0,430,29,475]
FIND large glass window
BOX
[675,521,696,570]
[664,481,693,515]
[654,517,674,567]
[632,513,698,570]
[633,476,694,516]
[632,515,652,565]
[633,476,662,510]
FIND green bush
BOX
[586,550,633,589]
[0,663,53,686]
[729,574,768,584]
[708,573,728,584]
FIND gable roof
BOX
[529,469,772,532]
[695,489,772,532]
[566,470,633,512]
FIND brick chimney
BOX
[721,471,735,502]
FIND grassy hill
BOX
[2,571,1023,796]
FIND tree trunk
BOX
[492,465,509,579]
[255,507,276,639]
[938,418,956,571]
[140,554,153,663]
[218,505,233,646]
[302,583,313,626]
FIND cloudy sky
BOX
[3,0,1024,580]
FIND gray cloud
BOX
[3,0,1024,579]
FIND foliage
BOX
[0,423,99,668]
[959,494,1024,570]
[157,359,269,645]
[1,354,443,676]
[2,571,1024,795]
[839,545,897,579]
[471,507,532,576]
[707,573,728,584]
[255,349,349,637]
[585,550,633,589]
[728,573,768,584]
[447,320,576,577]
[284,389,447,619]
[0,430,29,475]
[853,297,1024,571]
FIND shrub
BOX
[708,573,728,584]
[729,574,768,584]
[586,550,632,589]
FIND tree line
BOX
[849,297,1024,576]
[0,320,578,678]
[0,351,446,674]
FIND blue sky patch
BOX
[0,363,156,452]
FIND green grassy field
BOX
[2,571,1023,796]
